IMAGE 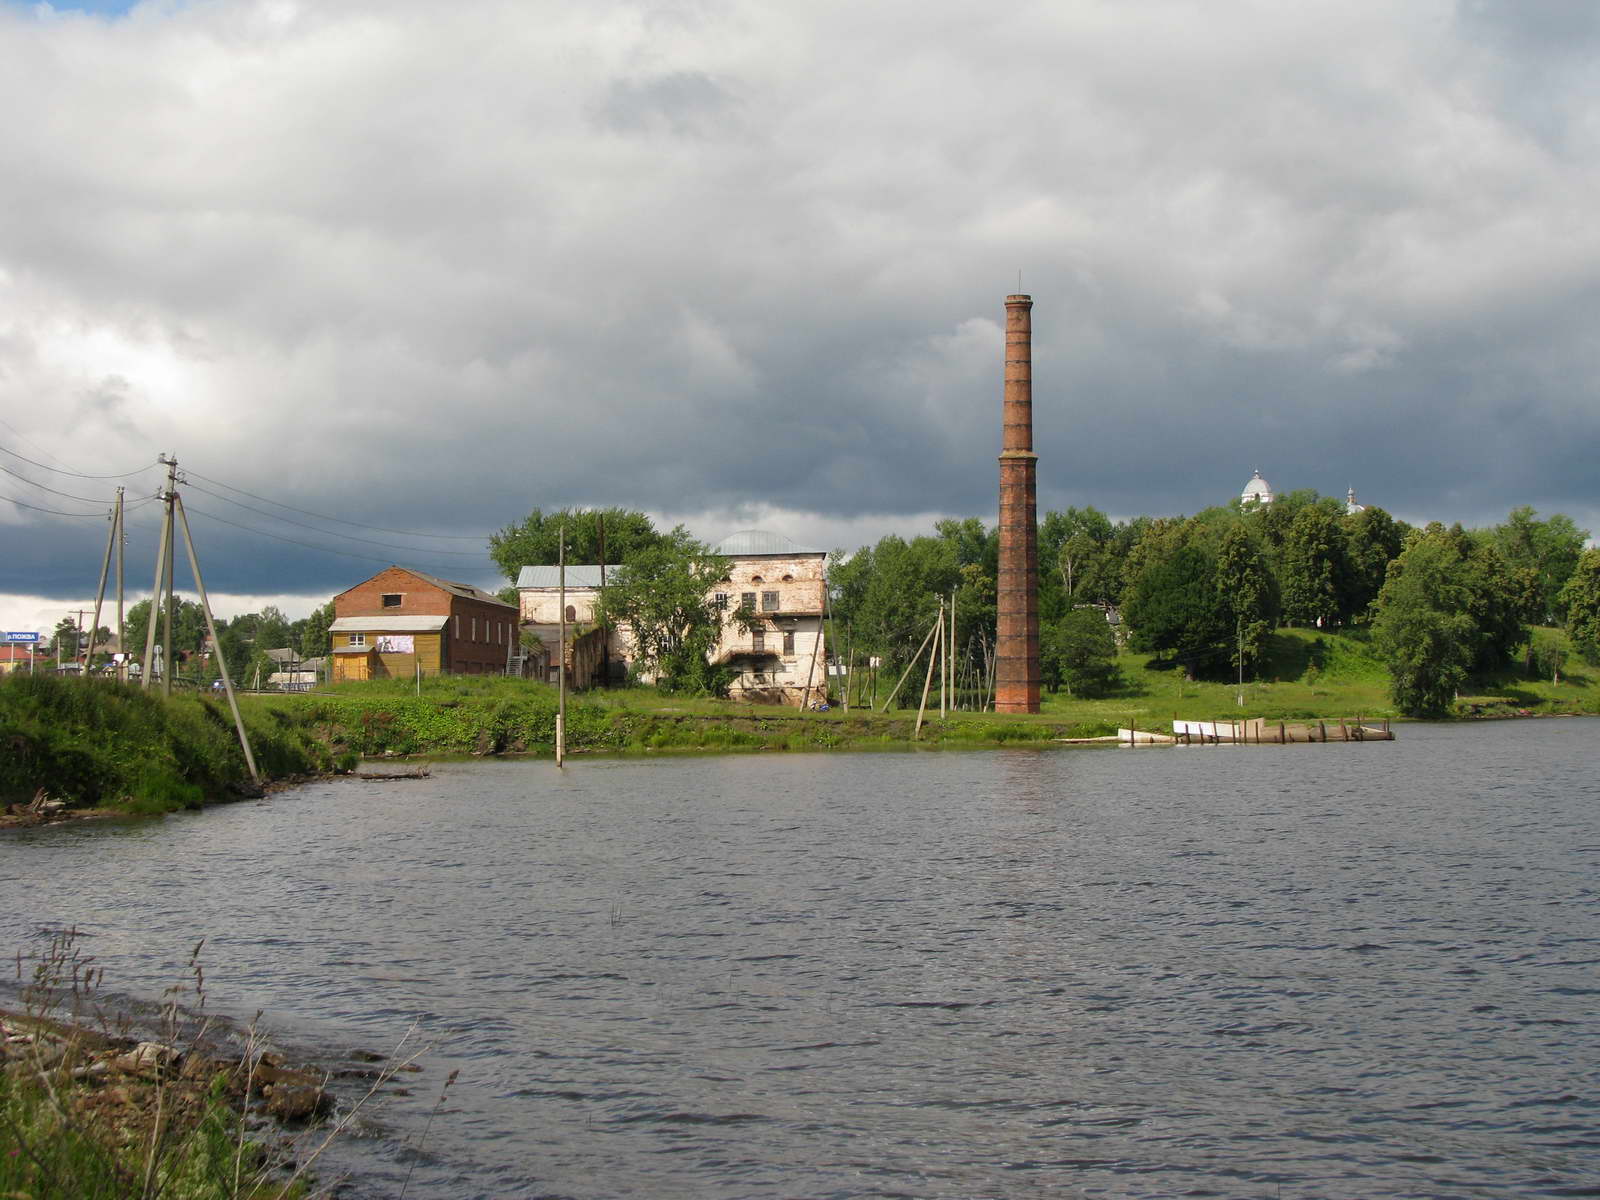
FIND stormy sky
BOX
[3,0,1599,630]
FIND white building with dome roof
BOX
[1236,470,1374,515]
[1241,470,1275,506]
[516,528,828,705]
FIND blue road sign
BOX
[4,632,42,643]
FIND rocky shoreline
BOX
[1,994,427,1196]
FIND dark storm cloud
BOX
[2,0,1598,619]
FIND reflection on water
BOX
[3,719,1598,1198]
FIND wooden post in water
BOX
[556,526,566,768]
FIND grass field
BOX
[304,624,1600,744]
[8,626,1597,814]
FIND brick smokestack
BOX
[995,293,1040,713]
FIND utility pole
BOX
[915,607,942,739]
[173,493,258,784]
[85,488,122,676]
[143,455,178,691]
[556,524,566,768]
[162,457,177,696]
[940,592,953,713]
[1237,617,1245,708]
[115,488,126,683]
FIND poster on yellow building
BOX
[376,635,415,653]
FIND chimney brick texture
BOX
[996,294,1040,713]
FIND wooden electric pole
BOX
[173,493,258,784]
[142,457,174,690]
[115,488,125,682]
[84,488,123,675]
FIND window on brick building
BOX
[762,591,779,611]
[741,592,756,611]
[381,593,402,607]
[714,592,728,610]
[783,629,795,655]
[752,627,765,653]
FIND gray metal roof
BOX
[329,616,450,632]
[711,529,819,557]
[517,565,607,589]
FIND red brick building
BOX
[329,566,519,681]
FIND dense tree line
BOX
[829,497,1593,716]
[95,598,337,685]
[482,499,1594,715]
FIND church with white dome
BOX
[1239,470,1368,515]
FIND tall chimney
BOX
[996,293,1040,713]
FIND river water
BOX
[3,719,1598,1199]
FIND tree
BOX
[1372,525,1526,716]
[1215,522,1279,679]
[124,598,207,666]
[1059,532,1113,606]
[52,617,80,662]
[489,507,662,582]
[1044,607,1118,696]
[829,533,962,697]
[1279,503,1348,626]
[1530,629,1568,684]
[1040,507,1114,618]
[299,601,336,658]
[1123,540,1230,672]
[1343,505,1404,620]
[255,605,291,652]
[1560,547,1600,663]
[594,528,751,695]
[1490,507,1590,624]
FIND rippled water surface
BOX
[3,719,1598,1198]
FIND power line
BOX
[0,490,122,519]
[0,416,76,473]
[0,462,153,507]
[182,503,498,574]
[184,466,492,541]
[0,443,161,480]
[182,480,490,557]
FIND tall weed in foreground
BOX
[2,929,427,1199]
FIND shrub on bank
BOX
[0,674,327,813]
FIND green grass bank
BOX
[5,627,1597,817]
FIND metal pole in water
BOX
[557,525,566,768]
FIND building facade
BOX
[329,566,519,682]
[515,530,828,705]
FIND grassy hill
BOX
[1036,625,1598,726]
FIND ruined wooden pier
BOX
[1112,717,1393,746]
